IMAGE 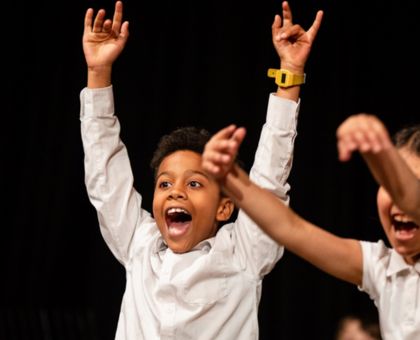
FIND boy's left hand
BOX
[202,125,246,180]
[272,1,323,73]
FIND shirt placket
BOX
[402,269,417,326]
[159,251,177,339]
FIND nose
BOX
[168,186,187,200]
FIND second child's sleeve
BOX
[80,86,155,266]
[235,94,300,277]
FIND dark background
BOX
[5,0,419,339]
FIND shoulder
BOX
[130,217,161,254]
[359,240,392,298]
[360,239,392,262]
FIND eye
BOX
[188,180,202,188]
[158,181,172,189]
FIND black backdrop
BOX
[5,0,419,339]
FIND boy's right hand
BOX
[336,114,393,162]
[202,125,246,180]
[83,1,129,71]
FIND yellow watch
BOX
[267,68,306,88]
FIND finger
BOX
[203,152,228,176]
[362,116,384,153]
[213,124,237,142]
[213,127,245,155]
[119,21,130,41]
[84,8,94,33]
[337,115,374,153]
[102,19,113,32]
[272,14,282,40]
[211,139,237,155]
[340,133,362,160]
[209,149,232,165]
[352,128,373,153]
[336,115,363,142]
[353,114,383,153]
[112,1,124,34]
[229,127,246,152]
[278,24,304,41]
[93,9,106,33]
[368,116,392,151]
[337,139,353,162]
[231,126,246,142]
[202,160,221,176]
[204,138,230,157]
[281,1,293,27]
[307,10,324,41]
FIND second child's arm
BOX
[203,126,363,286]
[337,114,420,225]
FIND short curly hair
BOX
[150,126,211,177]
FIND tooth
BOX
[393,215,412,223]
[167,207,188,214]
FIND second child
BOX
[202,116,420,340]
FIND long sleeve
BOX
[233,94,300,277]
[80,86,154,265]
[250,94,299,205]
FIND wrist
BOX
[268,68,306,88]
[87,65,112,88]
[279,62,305,75]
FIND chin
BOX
[167,241,192,254]
[394,245,420,263]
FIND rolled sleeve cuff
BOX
[80,86,114,119]
[266,93,300,129]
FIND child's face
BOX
[152,150,232,253]
[336,319,376,340]
[377,148,420,264]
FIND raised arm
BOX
[337,114,420,225]
[203,125,363,286]
[83,0,129,88]
[249,2,323,201]
[80,2,153,265]
[271,1,323,102]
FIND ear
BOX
[216,197,235,222]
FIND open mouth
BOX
[165,207,192,237]
[392,215,419,240]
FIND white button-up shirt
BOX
[360,240,420,340]
[80,86,300,339]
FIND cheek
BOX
[377,187,392,224]
[152,193,162,218]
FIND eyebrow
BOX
[156,170,210,181]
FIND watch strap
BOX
[267,68,306,88]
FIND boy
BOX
[202,116,420,340]
[80,1,322,338]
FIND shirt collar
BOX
[154,237,215,255]
[156,238,168,254]
[386,249,420,277]
[193,238,214,252]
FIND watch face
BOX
[281,73,287,84]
